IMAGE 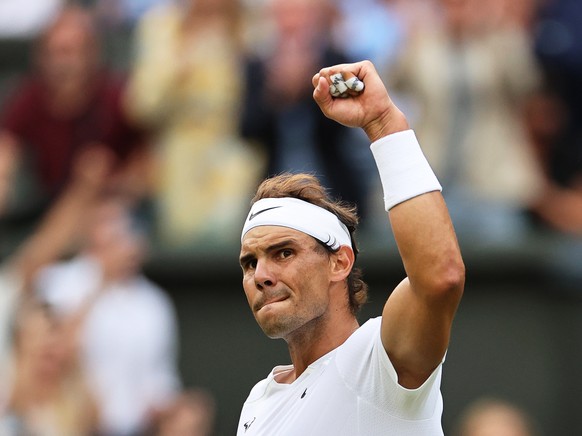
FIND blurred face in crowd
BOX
[87,200,146,280]
[440,0,505,35]
[440,0,477,34]
[183,0,237,15]
[269,0,333,43]
[15,304,74,380]
[456,400,536,436]
[158,391,216,436]
[37,9,99,88]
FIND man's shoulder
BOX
[334,316,387,380]
[342,316,382,348]
[243,373,273,404]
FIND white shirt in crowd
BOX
[37,255,180,435]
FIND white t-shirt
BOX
[36,255,180,435]
[237,317,444,436]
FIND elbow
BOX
[423,255,465,302]
[436,257,465,300]
[444,258,465,295]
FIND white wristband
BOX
[370,129,442,211]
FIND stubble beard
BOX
[258,298,328,342]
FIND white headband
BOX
[241,198,352,250]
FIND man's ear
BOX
[329,246,355,283]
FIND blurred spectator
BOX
[125,0,262,247]
[93,0,171,70]
[0,146,112,435]
[0,5,150,223]
[95,0,170,28]
[156,389,216,436]
[333,0,406,72]
[0,144,112,356]
[36,195,181,435]
[453,397,539,436]
[389,0,543,240]
[240,0,372,222]
[0,300,98,435]
[391,0,442,27]
[524,87,582,235]
[0,0,63,39]
[526,0,582,234]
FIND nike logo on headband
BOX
[248,206,282,221]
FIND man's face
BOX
[39,21,97,86]
[240,226,334,340]
[88,201,146,279]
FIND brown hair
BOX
[251,173,368,315]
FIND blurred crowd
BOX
[0,0,581,434]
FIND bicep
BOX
[381,277,458,389]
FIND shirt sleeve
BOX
[334,317,443,421]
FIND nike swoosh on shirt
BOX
[244,417,256,432]
[248,206,282,221]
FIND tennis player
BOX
[237,60,465,435]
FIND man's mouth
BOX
[257,295,288,311]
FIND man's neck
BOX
[280,313,359,384]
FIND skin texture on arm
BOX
[313,60,465,389]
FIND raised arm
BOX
[313,60,465,389]
[12,144,113,289]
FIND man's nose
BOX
[254,259,276,290]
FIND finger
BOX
[344,75,365,92]
[318,61,366,83]
[313,76,333,109]
[318,63,354,80]
[318,63,369,98]
[311,73,321,89]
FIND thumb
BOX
[312,76,333,110]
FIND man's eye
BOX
[279,249,293,258]
[243,259,257,270]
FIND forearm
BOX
[390,193,464,297]
[13,143,111,287]
[14,180,99,286]
[370,128,464,298]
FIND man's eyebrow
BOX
[239,239,299,266]
[265,239,297,254]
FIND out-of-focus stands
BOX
[1,0,581,263]
[1,1,582,435]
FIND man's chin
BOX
[258,319,290,339]
[256,312,297,339]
